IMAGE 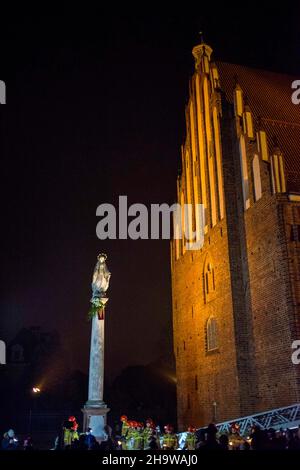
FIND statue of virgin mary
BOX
[91,253,111,300]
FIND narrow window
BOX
[205,272,209,294]
[206,317,218,351]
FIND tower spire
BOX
[192,34,213,73]
[198,31,205,44]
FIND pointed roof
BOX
[217,62,300,192]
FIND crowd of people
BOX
[118,416,300,450]
[119,416,182,450]
[195,422,300,450]
[2,415,300,451]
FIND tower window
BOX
[206,317,218,352]
[203,257,216,303]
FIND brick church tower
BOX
[171,38,300,430]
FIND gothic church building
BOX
[171,40,300,430]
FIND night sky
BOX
[0,7,299,384]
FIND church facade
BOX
[171,41,300,430]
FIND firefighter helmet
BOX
[164,424,174,433]
[230,422,240,432]
[188,425,196,433]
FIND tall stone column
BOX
[88,315,105,404]
[82,254,111,442]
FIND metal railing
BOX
[211,403,300,436]
[177,403,300,447]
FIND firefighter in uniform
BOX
[120,415,129,450]
[162,424,178,450]
[63,416,79,448]
[143,418,155,450]
[133,422,144,450]
[228,422,245,450]
[126,421,136,450]
[184,425,197,450]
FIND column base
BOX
[82,402,110,443]
[84,400,107,408]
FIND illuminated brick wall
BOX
[171,42,300,430]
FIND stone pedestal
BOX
[82,404,110,442]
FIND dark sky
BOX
[0,6,299,383]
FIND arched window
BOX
[252,154,262,201]
[206,317,218,352]
[203,256,216,303]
